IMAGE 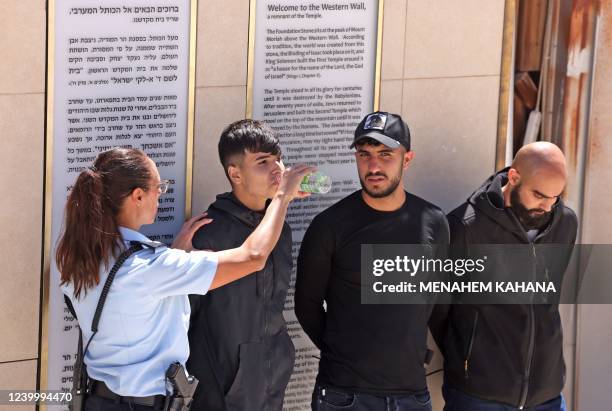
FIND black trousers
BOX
[312,383,432,411]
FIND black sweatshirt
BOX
[430,169,578,408]
[295,190,449,394]
[188,193,294,411]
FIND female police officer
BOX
[56,148,313,410]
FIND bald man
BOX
[431,143,577,411]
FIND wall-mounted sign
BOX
[42,1,197,407]
[247,1,383,408]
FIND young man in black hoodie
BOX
[296,112,449,411]
[432,142,577,411]
[187,120,294,410]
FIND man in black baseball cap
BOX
[350,111,413,199]
[351,111,411,150]
[296,111,449,410]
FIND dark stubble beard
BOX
[359,165,403,199]
[509,184,553,230]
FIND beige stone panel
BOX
[573,13,612,409]
[196,0,249,87]
[0,94,43,362]
[581,5,612,244]
[401,77,499,212]
[562,342,575,409]
[0,1,45,94]
[192,86,245,213]
[379,80,403,113]
[559,304,576,346]
[380,0,407,80]
[574,305,612,411]
[404,0,505,79]
[0,360,37,411]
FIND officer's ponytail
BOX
[56,148,151,299]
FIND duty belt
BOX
[91,379,166,409]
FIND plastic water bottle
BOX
[300,171,332,194]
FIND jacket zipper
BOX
[518,244,537,409]
[507,210,540,409]
[464,311,479,379]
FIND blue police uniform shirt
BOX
[62,227,218,396]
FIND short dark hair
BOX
[218,119,281,179]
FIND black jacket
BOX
[432,169,577,408]
[187,193,294,411]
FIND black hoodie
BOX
[430,169,578,408]
[187,192,294,411]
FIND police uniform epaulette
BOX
[129,240,167,251]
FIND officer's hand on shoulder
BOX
[171,212,213,251]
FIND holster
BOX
[164,362,199,411]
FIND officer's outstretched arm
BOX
[210,164,314,290]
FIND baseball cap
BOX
[350,112,411,150]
